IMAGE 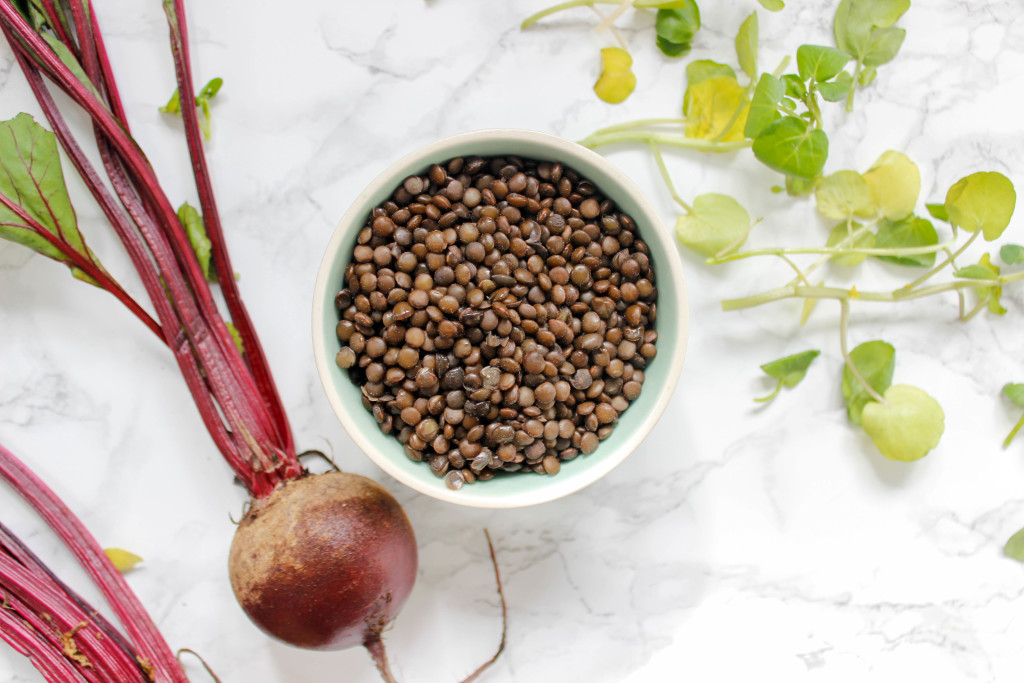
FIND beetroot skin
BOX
[228,471,418,650]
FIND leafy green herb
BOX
[751,116,828,180]
[944,171,1017,241]
[827,222,874,266]
[861,384,945,462]
[178,202,215,282]
[842,340,895,425]
[861,150,920,220]
[1003,526,1024,562]
[744,73,784,138]
[161,77,223,140]
[755,349,820,403]
[873,216,938,267]
[1003,383,1024,449]
[655,2,700,57]
[832,0,909,110]
[735,12,758,80]
[594,47,637,104]
[675,193,750,257]
[1001,244,1024,264]
[756,0,785,11]
[796,44,850,82]
[815,170,874,219]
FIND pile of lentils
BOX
[334,155,658,490]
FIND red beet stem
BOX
[0,443,188,682]
[0,1,302,496]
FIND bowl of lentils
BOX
[312,129,688,508]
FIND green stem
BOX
[904,229,980,291]
[579,130,753,152]
[1004,412,1024,449]
[647,141,692,213]
[754,379,784,403]
[839,299,886,404]
[586,117,688,139]
[709,237,959,265]
[845,58,862,113]
[520,0,623,28]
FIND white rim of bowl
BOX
[312,128,688,507]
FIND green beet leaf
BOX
[873,215,938,267]
[833,0,909,60]
[735,12,759,81]
[826,222,874,266]
[796,44,851,82]
[178,202,215,282]
[1001,244,1024,265]
[751,116,828,180]
[944,171,1017,241]
[861,384,945,462]
[675,193,750,257]
[1004,527,1024,562]
[755,349,820,403]
[744,73,784,139]
[815,170,874,219]
[842,339,895,425]
[0,113,107,284]
[817,71,854,102]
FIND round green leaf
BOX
[841,340,895,425]
[675,193,750,257]
[796,44,851,82]
[827,222,874,266]
[816,170,874,219]
[752,116,829,181]
[861,384,945,462]
[944,171,1016,241]
[860,150,920,220]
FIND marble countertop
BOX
[2,0,1024,681]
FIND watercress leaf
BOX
[761,349,820,387]
[594,47,637,104]
[177,202,215,282]
[796,44,851,82]
[978,253,1007,315]
[684,60,737,113]
[816,170,874,219]
[842,339,895,425]
[735,12,759,81]
[744,73,784,138]
[159,89,182,115]
[817,71,854,102]
[1001,244,1024,264]
[874,215,938,267]
[656,4,700,57]
[955,263,998,280]
[104,548,143,573]
[1004,527,1024,562]
[858,65,877,87]
[675,193,750,257]
[199,77,223,99]
[1004,383,1024,407]
[757,0,785,10]
[944,171,1016,241]
[860,150,920,220]
[861,384,945,462]
[862,25,906,67]
[833,0,910,59]
[0,114,96,271]
[751,116,828,181]
[782,73,806,97]
[684,76,749,142]
[827,222,875,266]
[785,173,821,197]
[925,202,949,222]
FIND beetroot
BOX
[229,472,418,652]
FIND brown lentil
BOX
[333,155,658,487]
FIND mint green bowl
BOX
[312,129,688,508]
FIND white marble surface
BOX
[2,0,1024,681]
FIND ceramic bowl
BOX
[312,129,688,508]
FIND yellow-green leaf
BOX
[861,384,945,462]
[944,171,1016,241]
[684,75,749,142]
[675,193,750,257]
[104,547,144,573]
[594,47,637,104]
[816,170,875,219]
[826,222,874,266]
[860,150,919,220]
